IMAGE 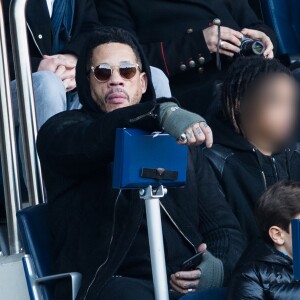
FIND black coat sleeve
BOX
[192,148,246,284]
[37,101,162,178]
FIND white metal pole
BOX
[9,0,45,205]
[140,186,169,300]
[0,0,22,254]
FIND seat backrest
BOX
[17,204,52,278]
[261,0,300,55]
[180,288,228,300]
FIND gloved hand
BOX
[158,102,213,147]
[197,250,224,290]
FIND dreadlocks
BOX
[221,57,291,133]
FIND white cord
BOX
[83,189,122,300]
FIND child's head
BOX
[222,57,298,148]
[256,181,300,258]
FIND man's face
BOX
[89,43,148,113]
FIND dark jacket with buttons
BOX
[37,32,245,299]
[228,240,300,300]
[204,112,300,244]
[96,0,276,115]
[3,0,100,80]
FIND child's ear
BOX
[269,226,285,246]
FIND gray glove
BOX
[158,102,206,139]
[197,251,224,290]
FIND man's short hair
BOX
[256,181,300,244]
[85,27,142,71]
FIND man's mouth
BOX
[106,92,129,104]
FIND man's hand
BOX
[177,122,213,148]
[170,244,207,294]
[38,54,76,73]
[38,54,77,91]
[157,103,213,148]
[241,28,274,58]
[203,25,243,57]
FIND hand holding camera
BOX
[203,25,274,58]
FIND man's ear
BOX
[269,226,285,246]
[140,72,148,94]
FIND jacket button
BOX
[38,34,43,39]
[180,64,187,72]
[198,57,205,65]
[189,60,196,68]
[198,67,204,74]
[186,28,193,34]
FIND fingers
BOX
[173,270,201,280]
[55,65,66,78]
[184,124,204,146]
[200,122,213,148]
[42,55,76,69]
[63,78,77,92]
[262,36,274,58]
[170,270,201,294]
[170,277,200,294]
[203,26,242,57]
[220,27,242,47]
[219,42,240,57]
[197,243,207,254]
[59,67,76,81]
[177,122,213,147]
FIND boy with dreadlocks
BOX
[204,56,300,245]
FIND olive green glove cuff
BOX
[158,102,206,139]
[197,251,224,290]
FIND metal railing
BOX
[0,0,22,254]
[10,0,45,205]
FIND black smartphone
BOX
[180,252,203,271]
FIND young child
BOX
[204,57,300,244]
[228,181,300,299]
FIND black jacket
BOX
[228,240,300,300]
[3,0,100,79]
[37,31,245,299]
[204,112,300,244]
[96,0,276,115]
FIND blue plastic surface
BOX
[113,129,188,189]
[292,219,300,280]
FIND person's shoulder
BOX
[38,109,93,137]
[203,144,234,176]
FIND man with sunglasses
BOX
[37,27,245,300]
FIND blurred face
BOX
[89,43,148,112]
[240,74,298,148]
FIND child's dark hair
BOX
[256,181,300,244]
[221,57,291,133]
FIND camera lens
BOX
[240,37,265,56]
[252,41,265,56]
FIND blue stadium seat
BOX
[180,288,228,300]
[261,0,300,55]
[17,204,81,300]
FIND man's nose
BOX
[108,69,125,86]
